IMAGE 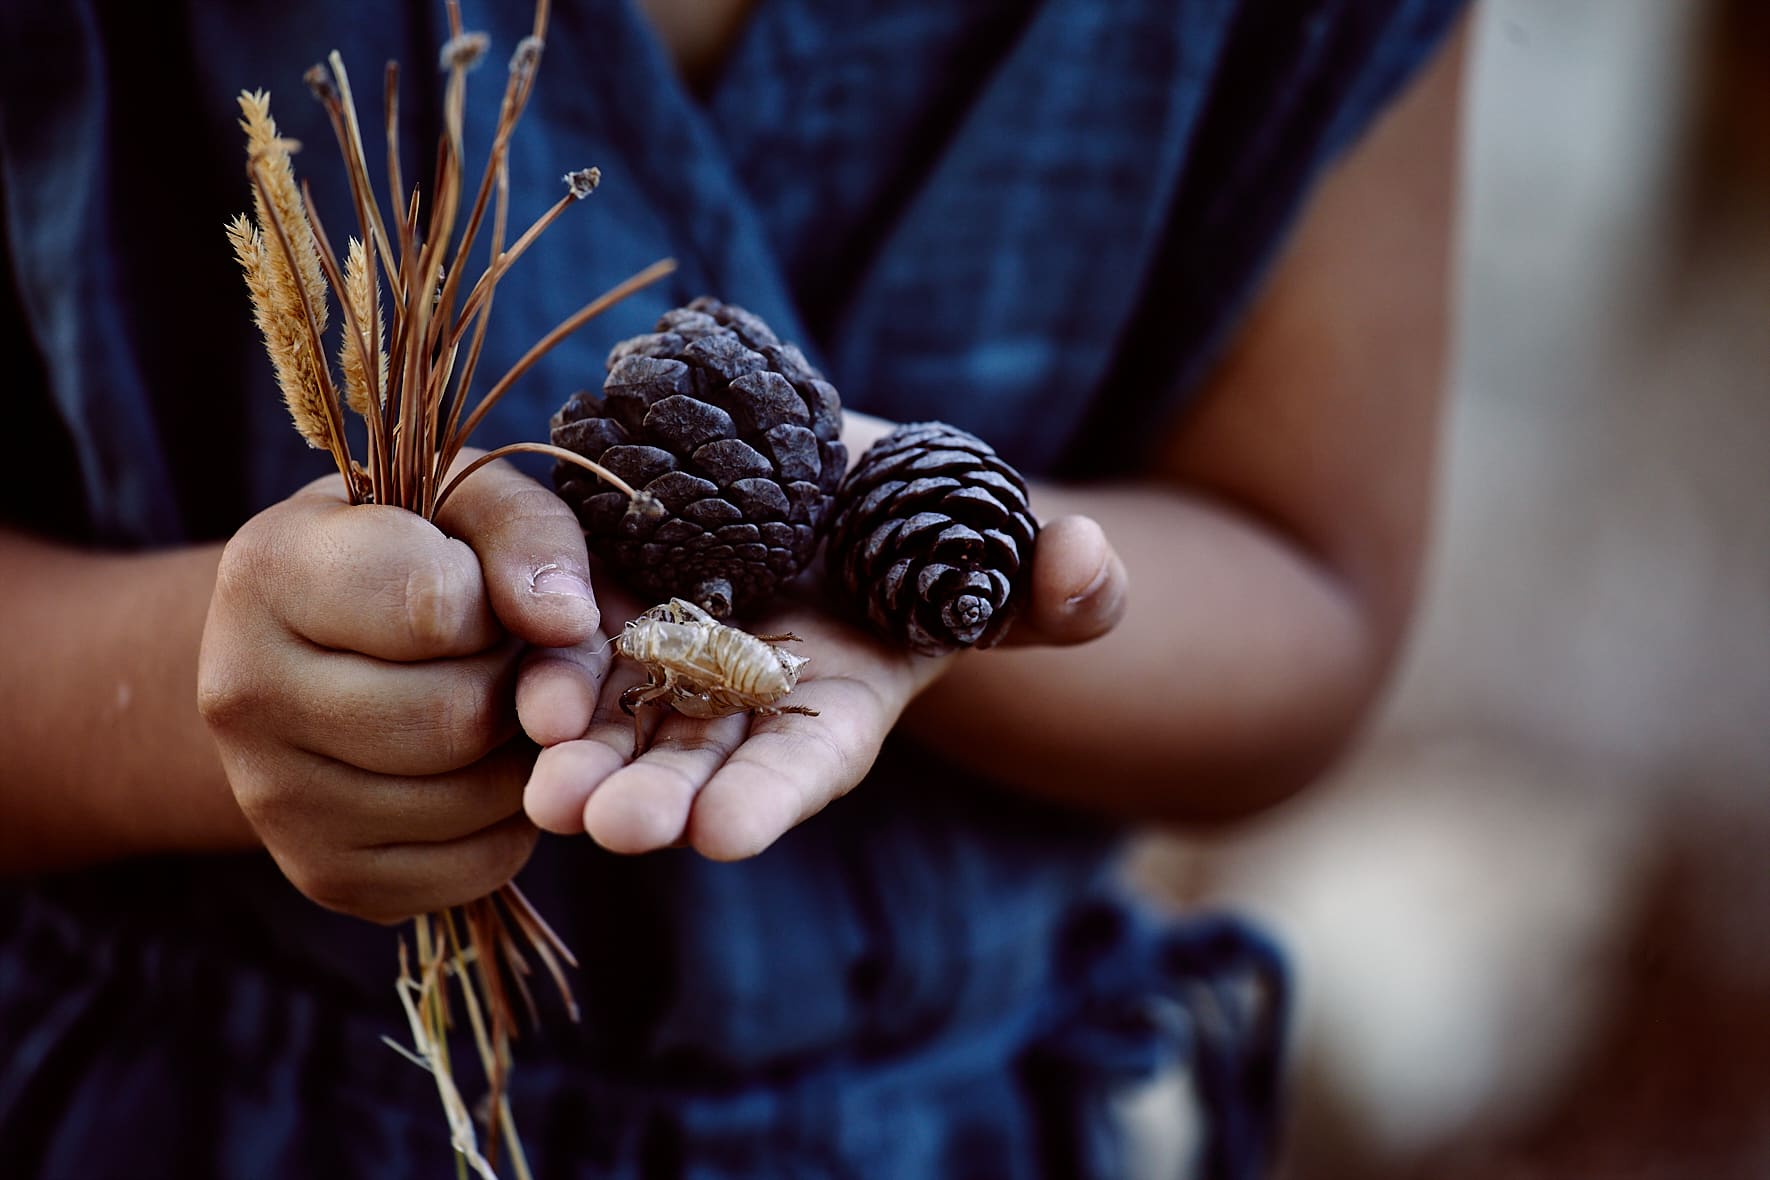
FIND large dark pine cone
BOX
[550,297,846,618]
[825,422,1039,656]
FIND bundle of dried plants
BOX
[227,2,671,1174]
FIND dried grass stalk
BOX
[225,214,324,448]
[237,92,328,325]
[236,93,338,453]
[227,210,338,454]
[226,2,673,1172]
[339,236,386,416]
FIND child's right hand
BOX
[197,459,603,924]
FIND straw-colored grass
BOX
[227,1,672,1172]
[338,236,385,419]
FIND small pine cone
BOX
[824,422,1038,656]
[550,297,847,618]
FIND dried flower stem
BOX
[322,53,400,281]
[451,181,588,334]
[442,256,678,494]
[385,62,406,251]
[303,192,389,493]
[439,164,509,465]
[432,441,651,518]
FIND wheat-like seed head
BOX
[227,213,334,449]
[237,91,329,335]
[340,236,387,416]
[235,91,338,451]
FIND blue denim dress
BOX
[0,1,1462,1175]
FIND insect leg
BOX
[620,678,675,716]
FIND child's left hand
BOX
[515,513,1124,859]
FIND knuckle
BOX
[401,546,480,652]
[214,503,304,608]
[811,726,861,792]
[226,758,321,844]
[210,539,268,628]
[489,481,575,531]
[195,641,267,733]
[194,663,248,731]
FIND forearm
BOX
[901,20,1465,823]
[900,480,1389,824]
[0,528,256,872]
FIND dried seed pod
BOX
[824,422,1038,656]
[550,298,846,618]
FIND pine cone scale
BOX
[729,477,791,520]
[643,395,735,452]
[645,470,719,511]
[726,372,808,432]
[552,415,628,456]
[597,444,677,486]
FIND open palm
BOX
[516,512,1122,859]
[517,577,944,859]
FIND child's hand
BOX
[197,458,601,923]
[518,514,1125,859]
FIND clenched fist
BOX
[197,457,604,923]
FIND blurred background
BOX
[1132,0,1770,1175]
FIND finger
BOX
[280,813,541,925]
[522,654,649,834]
[236,740,535,849]
[580,711,752,854]
[575,652,654,762]
[685,676,893,861]
[525,738,630,835]
[1005,514,1128,647]
[217,640,523,776]
[433,454,599,649]
[222,495,500,661]
[516,635,615,747]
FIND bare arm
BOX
[0,531,253,870]
[903,21,1467,821]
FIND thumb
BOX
[433,452,600,648]
[1004,514,1128,647]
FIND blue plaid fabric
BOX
[0,1,1462,1175]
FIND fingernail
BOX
[531,563,592,601]
[1066,556,1113,610]
[1066,552,1127,629]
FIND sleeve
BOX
[1060,0,1470,477]
[1319,0,1473,164]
